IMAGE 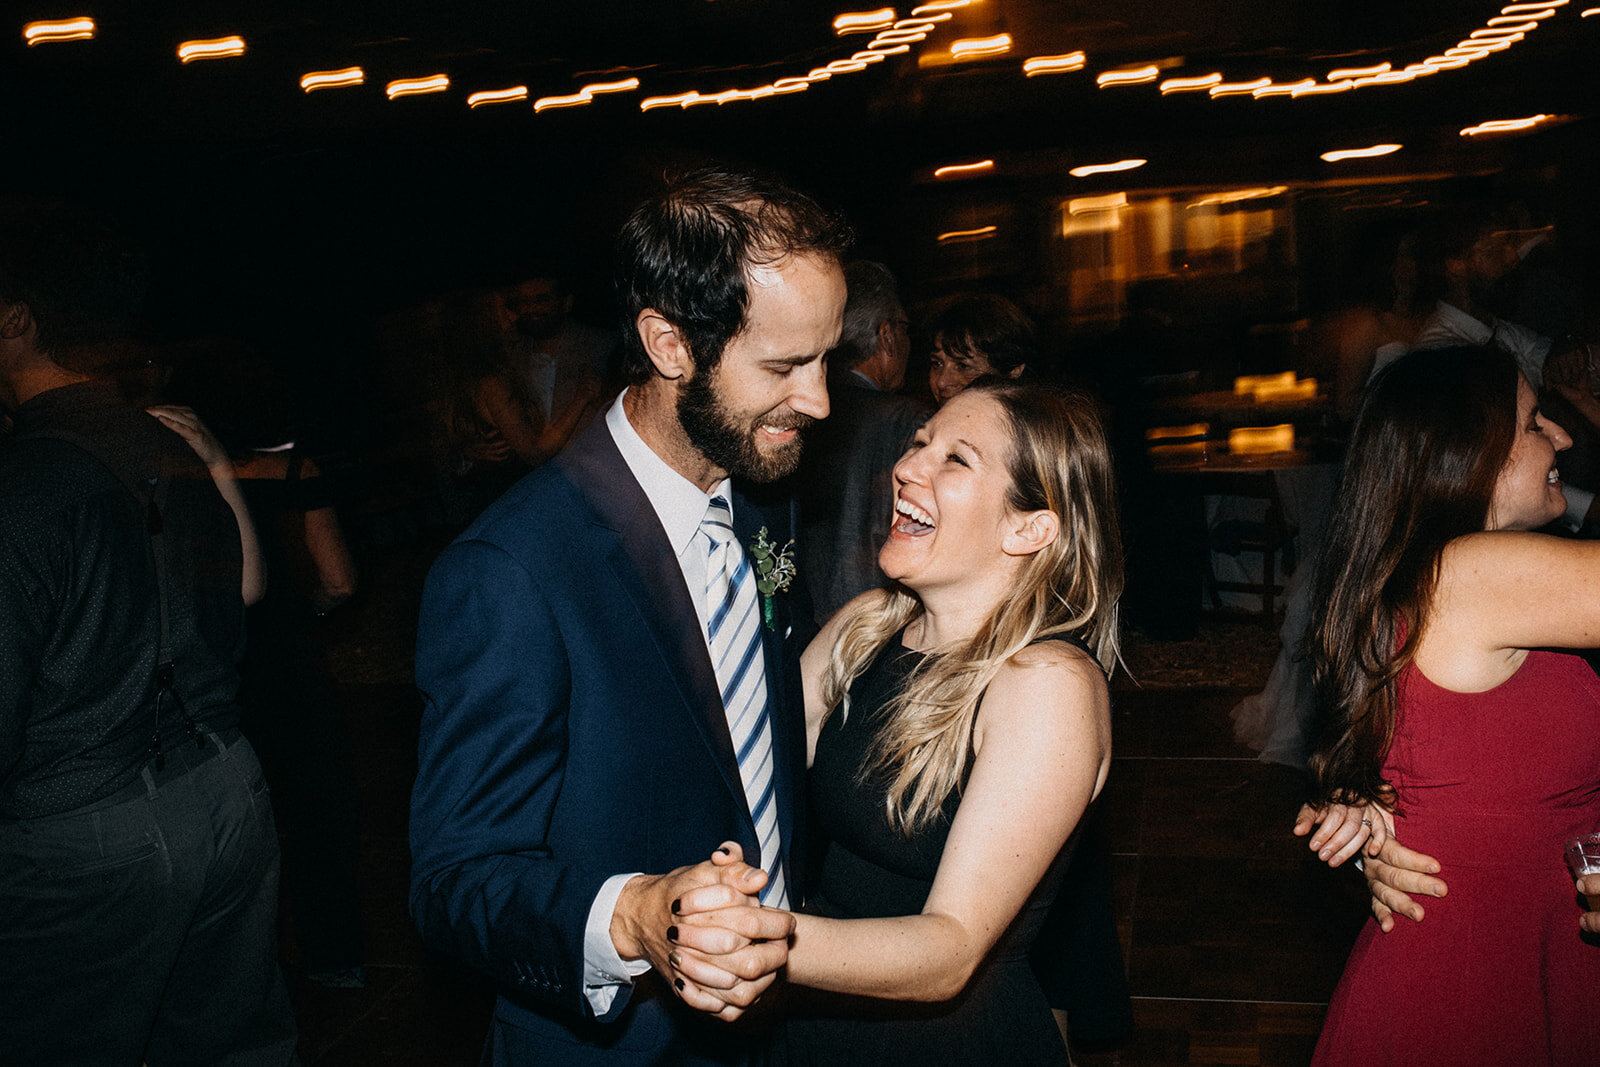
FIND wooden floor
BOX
[283,545,1368,1065]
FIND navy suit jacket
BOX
[410,416,810,1064]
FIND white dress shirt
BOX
[581,391,735,1014]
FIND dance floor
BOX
[286,541,1368,1065]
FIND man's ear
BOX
[635,309,693,381]
[1001,508,1060,557]
[875,318,897,357]
[0,301,31,342]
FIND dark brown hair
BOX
[1308,346,1518,808]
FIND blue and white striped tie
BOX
[701,496,787,908]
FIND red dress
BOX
[1314,651,1600,1066]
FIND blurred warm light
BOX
[386,75,449,100]
[1160,73,1222,94]
[177,36,245,63]
[895,14,951,27]
[1230,425,1295,455]
[1067,192,1128,214]
[1328,63,1390,80]
[850,50,888,62]
[866,41,912,54]
[1097,65,1159,88]
[1210,77,1272,97]
[1504,0,1566,8]
[534,91,590,112]
[1070,158,1146,177]
[1147,423,1210,440]
[937,225,998,243]
[934,160,995,178]
[467,86,528,108]
[1253,377,1318,402]
[300,67,365,92]
[23,17,94,44]
[950,34,1011,59]
[1291,81,1354,96]
[1234,373,1293,396]
[806,68,836,81]
[1420,56,1472,70]
[873,29,931,44]
[1252,78,1315,97]
[1583,6,1600,14]
[1461,114,1550,135]
[585,78,641,96]
[1488,12,1552,23]
[912,0,975,11]
[1023,52,1086,76]
[1190,186,1287,207]
[1320,144,1401,161]
[1473,21,1539,33]
[640,92,700,111]
[834,8,895,34]
[825,59,870,73]
[1351,71,1418,87]
[773,77,813,91]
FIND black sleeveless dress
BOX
[780,631,1075,1065]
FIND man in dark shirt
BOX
[0,206,298,1063]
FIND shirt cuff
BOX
[583,873,652,1016]
[1565,485,1595,531]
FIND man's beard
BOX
[677,364,812,483]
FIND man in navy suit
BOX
[410,168,850,1064]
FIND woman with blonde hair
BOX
[673,377,1122,1063]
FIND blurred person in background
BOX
[167,338,367,988]
[926,294,1035,407]
[0,201,297,1064]
[799,261,932,623]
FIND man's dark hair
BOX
[616,166,852,384]
[831,261,903,373]
[0,200,146,361]
[929,293,1036,376]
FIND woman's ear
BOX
[635,309,693,381]
[1002,508,1059,557]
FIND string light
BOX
[933,160,995,178]
[386,75,450,100]
[1159,73,1222,94]
[833,9,895,35]
[1023,52,1086,76]
[1460,114,1550,135]
[1327,63,1390,80]
[300,67,365,92]
[467,86,528,108]
[1320,144,1402,162]
[177,36,246,63]
[937,225,998,243]
[23,17,95,44]
[949,34,1011,59]
[1070,159,1147,177]
[1209,77,1272,97]
[1096,66,1160,88]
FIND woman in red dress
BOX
[1301,346,1600,1066]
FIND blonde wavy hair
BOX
[819,379,1124,834]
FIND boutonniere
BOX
[748,527,796,631]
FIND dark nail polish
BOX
[667,925,679,942]
[671,898,681,914]
[674,978,685,991]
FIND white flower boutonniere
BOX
[748,527,796,632]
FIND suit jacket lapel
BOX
[556,422,747,820]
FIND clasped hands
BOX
[611,842,794,1021]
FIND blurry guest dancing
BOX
[1297,347,1600,1064]
[926,295,1034,406]
[673,378,1120,1064]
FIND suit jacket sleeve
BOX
[409,535,617,1019]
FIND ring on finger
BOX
[1360,817,1372,827]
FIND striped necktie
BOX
[700,495,788,908]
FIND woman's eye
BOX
[948,452,968,467]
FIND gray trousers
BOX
[0,730,299,1066]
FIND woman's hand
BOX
[661,843,795,1019]
[1293,800,1388,867]
[147,405,229,469]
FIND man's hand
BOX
[1578,874,1600,935]
[1363,837,1446,932]
[664,844,796,1016]
[1543,340,1590,391]
[610,844,794,1020]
